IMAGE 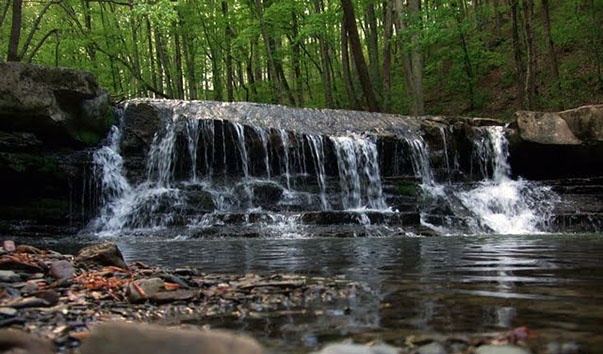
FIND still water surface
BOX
[27,233,603,352]
[107,233,603,352]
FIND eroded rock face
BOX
[0,62,112,147]
[0,63,113,232]
[509,105,603,180]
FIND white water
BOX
[88,103,557,236]
[455,127,557,234]
[88,105,391,234]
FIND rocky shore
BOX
[0,240,578,354]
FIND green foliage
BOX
[0,0,600,116]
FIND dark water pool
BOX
[16,233,603,352]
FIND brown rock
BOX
[0,329,53,354]
[79,322,264,354]
[49,260,75,280]
[75,243,128,270]
[149,289,197,304]
[125,277,165,303]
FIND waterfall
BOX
[456,126,558,234]
[331,135,387,210]
[87,100,560,237]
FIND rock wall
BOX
[0,63,113,234]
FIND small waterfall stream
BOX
[87,101,561,237]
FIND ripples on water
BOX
[21,233,603,352]
[104,233,603,351]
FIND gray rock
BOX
[475,344,532,354]
[311,343,400,354]
[0,62,111,148]
[126,277,165,303]
[79,322,264,354]
[0,329,53,354]
[0,270,20,282]
[417,341,447,354]
[75,243,128,270]
[3,240,16,252]
[0,307,18,316]
[516,111,582,145]
[49,260,75,280]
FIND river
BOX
[25,232,602,353]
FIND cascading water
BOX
[87,100,561,237]
[455,126,558,234]
[87,102,394,237]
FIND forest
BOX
[1,0,602,119]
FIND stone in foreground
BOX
[75,242,128,270]
[79,322,265,354]
[0,328,53,354]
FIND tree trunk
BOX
[254,0,282,104]
[523,0,536,109]
[222,1,234,102]
[174,32,185,99]
[341,22,359,109]
[394,0,424,115]
[341,0,379,112]
[314,0,333,108]
[7,0,23,61]
[365,2,381,103]
[510,0,525,104]
[291,10,304,107]
[382,0,394,112]
[541,0,560,84]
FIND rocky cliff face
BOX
[508,105,603,232]
[0,63,113,234]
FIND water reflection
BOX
[19,233,603,351]
[110,234,603,349]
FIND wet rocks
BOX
[79,322,265,354]
[75,242,128,270]
[475,344,533,354]
[126,277,165,303]
[49,260,75,280]
[311,343,399,354]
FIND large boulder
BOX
[0,62,113,147]
[0,63,113,233]
[509,105,603,179]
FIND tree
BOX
[341,0,379,112]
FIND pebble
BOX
[417,341,448,354]
[79,322,265,354]
[0,307,18,316]
[126,277,165,303]
[311,343,400,354]
[2,240,16,252]
[49,260,75,280]
[475,344,533,354]
[0,270,20,282]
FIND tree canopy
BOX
[1,0,602,118]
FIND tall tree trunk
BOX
[7,0,23,61]
[365,2,382,103]
[341,0,379,112]
[510,0,525,104]
[382,0,394,112]
[541,0,560,85]
[394,0,424,115]
[341,23,359,109]
[253,0,282,104]
[314,0,333,108]
[146,17,158,96]
[523,0,536,109]
[291,11,304,107]
[0,0,11,28]
[223,1,234,102]
[182,31,197,100]
[174,32,185,99]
